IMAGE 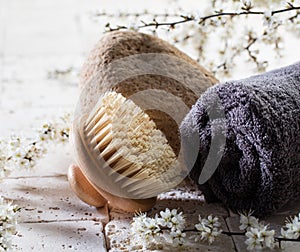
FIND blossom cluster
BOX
[0,113,71,250]
[281,213,300,239]
[0,113,71,179]
[0,197,20,251]
[131,208,186,249]
[194,214,222,244]
[239,211,276,250]
[96,0,300,79]
[130,208,300,251]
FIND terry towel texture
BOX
[180,62,300,217]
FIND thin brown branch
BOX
[276,237,300,242]
[245,37,258,63]
[222,230,246,236]
[105,5,300,32]
[181,228,300,243]
[288,10,300,22]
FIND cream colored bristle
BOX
[117,163,142,178]
[101,146,116,160]
[88,115,110,137]
[90,124,111,144]
[94,132,112,151]
[105,149,124,166]
[108,158,133,176]
[86,107,106,132]
[83,91,181,197]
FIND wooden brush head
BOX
[72,91,186,204]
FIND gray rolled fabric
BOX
[180,62,300,217]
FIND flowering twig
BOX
[105,5,300,32]
[130,209,300,251]
[186,228,300,244]
[0,113,71,179]
[0,113,71,250]
[97,0,300,79]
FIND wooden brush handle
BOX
[68,164,157,212]
[68,164,107,207]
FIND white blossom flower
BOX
[131,212,148,234]
[257,61,269,72]
[1,115,70,249]
[0,230,13,252]
[206,215,221,228]
[13,147,26,160]
[261,226,275,248]
[157,208,185,231]
[239,211,259,231]
[56,128,70,143]
[263,10,273,21]
[0,197,19,251]
[8,136,21,151]
[263,9,282,28]
[197,226,222,244]
[131,211,161,247]
[128,22,139,31]
[194,215,222,244]
[245,224,275,250]
[8,143,43,170]
[0,113,71,175]
[131,209,188,248]
[281,213,300,239]
[37,115,70,143]
[0,158,10,180]
[194,10,203,22]
[241,0,252,10]
[170,229,186,247]
[38,123,56,141]
[143,217,161,239]
[245,227,264,251]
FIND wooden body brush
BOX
[68,31,218,212]
[70,91,183,211]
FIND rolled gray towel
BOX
[180,62,300,217]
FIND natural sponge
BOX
[77,31,218,155]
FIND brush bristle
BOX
[83,91,181,197]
